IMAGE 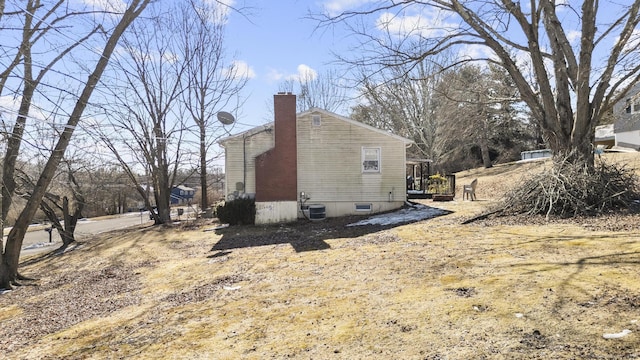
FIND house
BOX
[594,124,615,149]
[219,92,413,224]
[612,84,640,150]
[170,185,195,205]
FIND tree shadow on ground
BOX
[210,208,453,254]
[18,224,157,270]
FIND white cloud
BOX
[81,0,126,13]
[567,30,581,44]
[228,60,256,79]
[375,8,456,39]
[287,64,317,82]
[377,12,428,37]
[620,28,640,55]
[266,64,318,83]
[0,96,20,115]
[194,0,235,24]
[207,0,235,16]
[266,68,285,82]
[322,0,376,16]
[0,96,48,123]
[457,44,497,62]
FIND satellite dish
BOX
[217,111,235,125]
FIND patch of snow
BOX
[516,157,549,164]
[223,285,241,291]
[204,224,229,232]
[23,242,58,250]
[123,212,143,217]
[407,190,425,194]
[347,203,448,227]
[515,313,524,318]
[208,256,229,264]
[608,146,638,153]
[603,329,632,339]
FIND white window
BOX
[626,98,640,113]
[312,114,321,126]
[362,147,381,173]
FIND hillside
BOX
[1,153,639,359]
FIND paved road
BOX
[8,212,153,258]
[5,207,199,258]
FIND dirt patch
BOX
[0,261,144,353]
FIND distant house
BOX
[612,84,640,150]
[171,185,195,205]
[219,92,413,224]
[594,124,615,149]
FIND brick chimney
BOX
[255,93,297,202]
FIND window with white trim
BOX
[626,98,640,113]
[312,114,321,126]
[362,147,381,173]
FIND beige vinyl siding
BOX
[297,111,406,215]
[255,201,298,224]
[222,130,274,198]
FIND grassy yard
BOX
[1,153,639,359]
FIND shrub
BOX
[216,198,256,225]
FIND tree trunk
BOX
[200,123,208,210]
[0,215,29,288]
[0,0,150,289]
[61,196,83,246]
[479,116,493,169]
[156,172,172,224]
[546,113,595,169]
[39,196,79,247]
[1,1,36,223]
[480,138,492,169]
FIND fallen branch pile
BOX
[499,157,640,219]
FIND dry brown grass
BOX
[1,153,640,359]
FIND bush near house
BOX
[215,198,256,225]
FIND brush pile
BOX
[499,156,640,219]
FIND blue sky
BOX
[221,0,632,135]
[2,0,632,163]
[223,0,353,129]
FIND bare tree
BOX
[1,1,100,243]
[435,64,525,169]
[0,0,151,290]
[15,158,85,248]
[350,58,446,164]
[319,1,640,167]
[181,0,247,212]
[94,4,191,225]
[279,69,348,113]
